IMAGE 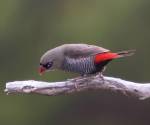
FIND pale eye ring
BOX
[45,62,53,69]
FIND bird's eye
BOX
[45,62,53,69]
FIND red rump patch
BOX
[94,52,118,64]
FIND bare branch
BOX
[4,75,150,100]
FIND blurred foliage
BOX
[1,0,150,125]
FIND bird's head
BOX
[39,47,64,75]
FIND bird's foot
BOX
[68,76,82,90]
[68,75,90,89]
[95,73,105,83]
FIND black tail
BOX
[116,49,136,58]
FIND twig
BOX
[4,75,150,100]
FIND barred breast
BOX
[62,56,96,75]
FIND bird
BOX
[39,43,135,77]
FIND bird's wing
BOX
[63,44,110,58]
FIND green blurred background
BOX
[1,0,150,125]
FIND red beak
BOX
[39,66,46,75]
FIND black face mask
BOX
[40,62,53,69]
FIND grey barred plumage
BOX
[39,44,135,75]
[62,56,96,75]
